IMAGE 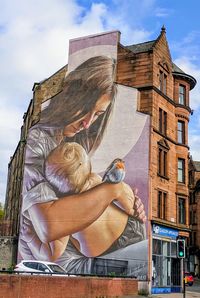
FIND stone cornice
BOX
[153,128,190,149]
[175,113,189,121]
[137,85,192,113]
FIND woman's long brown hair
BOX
[39,56,117,154]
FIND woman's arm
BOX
[70,177,146,257]
[27,233,69,262]
[28,181,134,243]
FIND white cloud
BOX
[155,7,173,17]
[77,3,106,31]
[104,1,154,45]
[182,31,200,45]
[189,101,200,161]
[0,0,151,203]
[189,129,200,161]
[0,0,112,203]
[2,0,197,205]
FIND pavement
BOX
[149,292,200,298]
[120,279,200,298]
[120,293,200,298]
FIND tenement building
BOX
[3,27,196,294]
[188,158,200,277]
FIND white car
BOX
[14,260,67,275]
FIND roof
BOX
[126,43,186,75]
[126,39,196,90]
[126,40,156,54]
[193,161,200,172]
[172,63,196,89]
[172,63,185,74]
[125,26,166,54]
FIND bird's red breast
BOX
[116,161,125,169]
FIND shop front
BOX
[151,224,181,294]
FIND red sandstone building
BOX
[188,159,200,277]
[2,28,197,294]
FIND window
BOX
[158,139,169,178]
[191,231,196,246]
[152,239,179,287]
[179,85,186,105]
[24,262,38,270]
[93,258,128,275]
[158,190,167,219]
[38,263,48,272]
[189,192,196,204]
[189,171,194,186]
[159,71,167,94]
[171,242,177,257]
[177,121,185,144]
[189,192,193,204]
[153,239,162,255]
[158,147,168,177]
[159,108,167,135]
[189,210,197,224]
[193,232,196,246]
[178,198,186,224]
[193,211,197,224]
[190,210,192,224]
[178,158,185,183]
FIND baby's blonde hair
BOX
[45,142,92,194]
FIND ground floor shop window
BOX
[152,238,181,287]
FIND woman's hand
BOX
[133,189,147,223]
[113,182,135,216]
[113,184,146,222]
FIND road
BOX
[187,278,200,293]
[121,293,200,298]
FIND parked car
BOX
[184,272,194,286]
[14,260,67,275]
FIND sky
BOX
[0,0,200,204]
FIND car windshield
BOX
[48,264,66,273]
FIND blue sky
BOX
[0,0,200,203]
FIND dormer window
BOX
[179,85,186,105]
[158,60,169,96]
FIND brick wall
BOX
[117,45,153,88]
[0,275,138,298]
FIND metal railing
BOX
[0,269,137,278]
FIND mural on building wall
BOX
[18,31,150,279]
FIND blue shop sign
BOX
[152,224,178,239]
[151,287,171,294]
[152,287,181,294]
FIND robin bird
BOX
[102,158,125,183]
